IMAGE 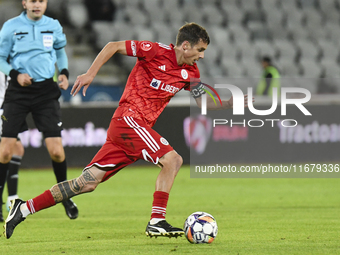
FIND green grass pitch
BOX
[1,165,340,255]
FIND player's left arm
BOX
[0,23,14,76]
[55,48,69,90]
[53,21,69,90]
[71,41,126,96]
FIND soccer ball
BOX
[184,211,218,244]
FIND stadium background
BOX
[1,3,339,254]
[0,0,340,168]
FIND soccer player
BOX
[0,71,24,222]
[4,22,247,239]
[0,0,78,222]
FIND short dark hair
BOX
[262,56,272,64]
[176,22,210,47]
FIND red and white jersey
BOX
[113,40,200,127]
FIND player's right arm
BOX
[71,41,127,96]
[0,22,13,77]
[0,22,32,87]
[0,57,32,87]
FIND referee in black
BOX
[0,0,78,219]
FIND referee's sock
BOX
[0,163,9,208]
[7,155,22,197]
[52,159,67,183]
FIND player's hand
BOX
[58,74,69,90]
[17,73,32,87]
[71,73,93,97]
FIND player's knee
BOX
[49,148,65,162]
[171,151,183,168]
[0,153,12,163]
[175,154,183,169]
[162,151,183,171]
[0,147,13,163]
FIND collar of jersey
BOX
[20,11,45,25]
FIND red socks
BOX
[151,191,169,219]
[26,190,56,214]
[26,190,169,218]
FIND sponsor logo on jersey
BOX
[131,41,137,56]
[150,78,180,94]
[158,65,166,71]
[181,69,188,79]
[160,137,169,145]
[141,41,152,51]
[160,83,180,94]
[150,78,162,89]
[43,35,53,50]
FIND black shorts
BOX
[1,78,63,138]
